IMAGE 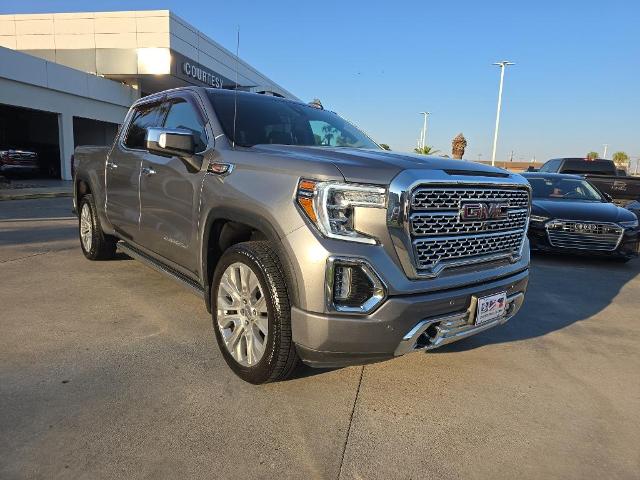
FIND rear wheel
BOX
[211,241,300,384]
[78,194,117,260]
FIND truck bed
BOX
[583,174,640,205]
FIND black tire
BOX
[211,241,300,384]
[78,194,117,261]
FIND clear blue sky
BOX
[4,0,640,166]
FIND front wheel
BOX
[211,241,300,384]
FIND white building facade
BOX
[0,10,296,180]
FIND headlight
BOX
[619,219,639,228]
[529,214,549,224]
[296,179,387,244]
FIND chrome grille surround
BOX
[387,172,531,279]
[545,220,623,251]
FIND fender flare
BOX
[200,206,301,313]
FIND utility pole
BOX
[418,112,430,150]
[490,61,514,166]
[602,144,608,159]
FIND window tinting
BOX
[163,99,208,152]
[539,159,560,172]
[560,159,615,175]
[124,102,162,149]
[207,91,379,149]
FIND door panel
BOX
[139,156,201,271]
[106,101,163,240]
[105,147,142,239]
[139,95,208,272]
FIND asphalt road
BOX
[1,198,639,479]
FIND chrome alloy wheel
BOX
[80,203,93,252]
[216,262,269,366]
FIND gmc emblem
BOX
[460,202,510,221]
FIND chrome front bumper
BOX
[394,292,525,356]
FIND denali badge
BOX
[460,202,509,221]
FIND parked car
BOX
[538,158,640,208]
[0,148,39,176]
[74,87,532,384]
[523,172,639,261]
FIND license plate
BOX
[475,291,507,325]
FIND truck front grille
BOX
[412,187,530,210]
[408,185,530,275]
[411,210,528,236]
[546,221,622,251]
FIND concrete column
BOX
[58,112,74,180]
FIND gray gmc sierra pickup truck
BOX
[74,87,531,384]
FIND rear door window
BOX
[123,102,163,150]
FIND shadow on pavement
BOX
[434,253,640,353]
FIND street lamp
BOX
[490,61,514,166]
[418,111,430,150]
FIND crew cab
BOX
[73,87,531,384]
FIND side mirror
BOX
[146,127,203,171]
[146,127,195,157]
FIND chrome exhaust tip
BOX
[394,292,525,356]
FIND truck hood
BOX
[532,199,637,223]
[252,145,509,184]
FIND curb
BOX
[0,191,72,201]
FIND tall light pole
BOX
[418,111,430,150]
[602,144,608,159]
[490,61,514,166]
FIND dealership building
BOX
[0,10,297,180]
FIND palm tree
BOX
[321,124,338,145]
[451,133,467,159]
[612,151,629,167]
[414,145,440,155]
[586,151,598,160]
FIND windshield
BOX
[527,177,603,201]
[207,91,380,149]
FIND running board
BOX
[117,241,205,298]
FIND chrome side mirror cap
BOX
[146,127,195,158]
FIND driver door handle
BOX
[141,167,157,176]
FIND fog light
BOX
[327,258,386,313]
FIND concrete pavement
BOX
[1,198,639,479]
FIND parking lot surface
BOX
[1,198,639,479]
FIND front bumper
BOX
[0,164,39,175]
[528,224,640,258]
[292,269,529,367]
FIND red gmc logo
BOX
[460,202,510,221]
